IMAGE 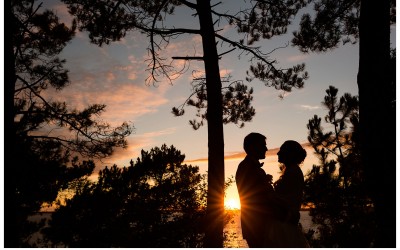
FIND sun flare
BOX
[225,198,241,210]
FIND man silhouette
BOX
[235,132,273,247]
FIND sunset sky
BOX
[24,1,397,209]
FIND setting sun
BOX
[225,198,241,210]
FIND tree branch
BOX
[214,33,277,68]
[210,9,243,23]
[15,65,56,93]
[176,0,197,10]
[17,75,103,144]
[218,48,236,58]
[136,25,201,36]
[172,56,204,60]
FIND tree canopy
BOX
[45,145,208,247]
[292,0,396,53]
[5,1,134,246]
[11,0,132,157]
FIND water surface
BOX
[224,210,314,248]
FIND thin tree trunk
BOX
[5,0,18,247]
[358,0,395,246]
[197,0,225,247]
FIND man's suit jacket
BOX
[235,156,275,242]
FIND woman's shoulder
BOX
[286,165,304,176]
[276,166,304,186]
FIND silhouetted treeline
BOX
[44,145,209,247]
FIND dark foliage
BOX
[303,86,375,247]
[6,1,133,246]
[293,1,396,246]
[12,0,133,160]
[237,0,310,44]
[13,137,95,247]
[45,145,209,247]
[172,77,256,130]
[292,0,396,52]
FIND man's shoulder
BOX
[239,156,253,166]
[236,157,250,177]
[236,156,263,177]
[237,157,252,172]
[238,157,248,167]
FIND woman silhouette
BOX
[275,140,307,225]
[263,140,309,247]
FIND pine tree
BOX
[5,1,133,246]
[292,1,396,245]
[304,86,376,247]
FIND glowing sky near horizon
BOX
[38,1,396,207]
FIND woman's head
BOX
[277,140,307,165]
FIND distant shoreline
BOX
[225,208,311,212]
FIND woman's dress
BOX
[262,165,310,247]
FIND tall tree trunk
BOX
[197,0,225,247]
[358,0,395,247]
[5,0,18,247]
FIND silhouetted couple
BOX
[236,132,309,248]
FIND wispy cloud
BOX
[140,127,177,138]
[299,104,321,111]
[49,2,74,25]
[220,69,233,78]
[184,142,311,164]
[286,54,310,63]
[184,147,279,164]
[97,127,177,167]
[43,82,169,126]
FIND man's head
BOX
[243,132,268,160]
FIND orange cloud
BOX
[184,148,276,164]
[43,81,169,127]
[286,54,309,63]
[107,72,116,81]
[220,69,233,78]
[128,72,137,80]
[95,127,177,169]
[50,2,74,25]
[184,142,311,164]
